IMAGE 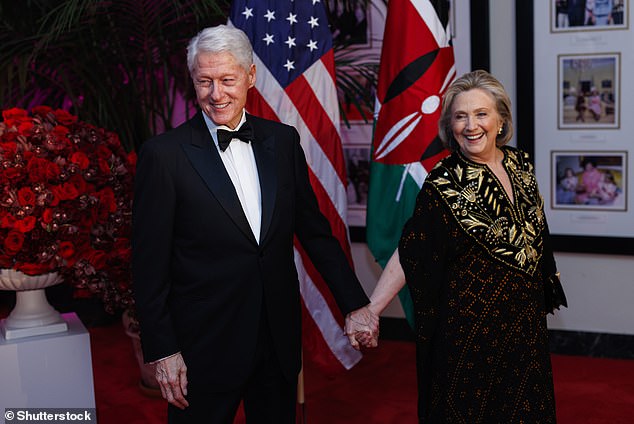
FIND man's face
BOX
[191,51,256,129]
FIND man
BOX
[132,25,378,423]
[567,0,587,26]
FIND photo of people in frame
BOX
[324,0,369,46]
[552,151,627,210]
[559,53,619,129]
[552,0,628,32]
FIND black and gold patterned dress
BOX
[399,146,562,423]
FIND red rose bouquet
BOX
[0,106,137,313]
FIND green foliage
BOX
[0,0,230,151]
[0,0,381,149]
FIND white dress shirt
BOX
[203,111,262,243]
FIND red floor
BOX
[89,323,634,423]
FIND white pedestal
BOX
[0,313,96,422]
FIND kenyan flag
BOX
[367,0,455,327]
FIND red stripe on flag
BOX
[307,167,353,264]
[285,75,348,185]
[321,49,338,87]
[246,88,280,123]
[295,239,346,325]
[300,297,349,376]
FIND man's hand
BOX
[344,305,379,350]
[155,353,189,409]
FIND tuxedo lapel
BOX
[181,113,256,244]
[250,116,277,244]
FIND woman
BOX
[575,158,602,204]
[587,89,602,121]
[355,70,567,423]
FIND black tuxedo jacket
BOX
[132,112,369,391]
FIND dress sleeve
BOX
[398,181,450,341]
[541,219,568,314]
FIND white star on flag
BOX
[264,9,275,22]
[262,33,274,45]
[308,16,319,28]
[285,36,296,48]
[306,40,318,51]
[286,12,298,25]
[242,7,253,19]
[283,59,295,71]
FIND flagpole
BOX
[297,350,306,424]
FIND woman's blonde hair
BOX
[438,70,514,151]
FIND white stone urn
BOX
[0,269,68,340]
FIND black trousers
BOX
[168,310,297,424]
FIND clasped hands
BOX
[345,305,380,350]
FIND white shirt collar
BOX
[202,110,248,149]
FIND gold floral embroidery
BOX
[428,148,545,276]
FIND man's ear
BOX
[248,64,256,89]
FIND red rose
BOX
[42,208,54,224]
[0,141,18,158]
[59,241,77,265]
[4,230,24,255]
[49,190,60,207]
[1,108,28,127]
[0,254,13,268]
[17,121,34,135]
[98,159,111,175]
[14,216,36,233]
[127,151,138,168]
[17,187,36,206]
[31,106,53,117]
[53,182,80,200]
[15,262,54,276]
[96,145,113,160]
[52,125,70,137]
[96,187,116,213]
[70,151,90,170]
[27,157,61,183]
[1,214,16,229]
[4,167,25,182]
[84,249,107,270]
[106,132,122,148]
[53,109,78,126]
[69,174,87,194]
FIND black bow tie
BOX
[217,122,254,152]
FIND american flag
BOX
[229,1,361,373]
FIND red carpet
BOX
[89,323,634,423]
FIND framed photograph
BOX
[517,1,634,254]
[551,0,628,32]
[324,0,371,47]
[558,53,620,129]
[552,151,627,210]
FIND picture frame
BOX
[516,0,634,254]
[324,0,372,47]
[558,52,620,129]
[551,0,628,33]
[551,151,627,211]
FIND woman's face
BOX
[450,88,503,163]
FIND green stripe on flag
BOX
[366,160,420,329]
